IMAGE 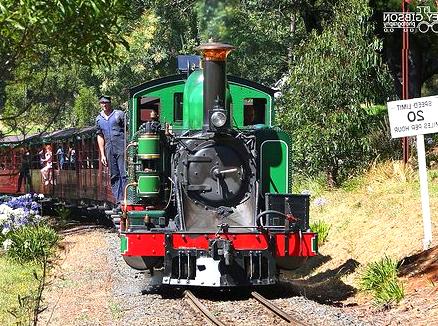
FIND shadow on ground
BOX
[398,245,438,281]
[280,258,360,305]
[285,254,332,278]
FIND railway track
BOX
[184,290,310,325]
[251,291,309,325]
[184,290,227,326]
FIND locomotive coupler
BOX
[209,238,233,266]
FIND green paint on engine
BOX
[127,210,165,218]
[129,80,185,139]
[120,235,128,254]
[183,70,204,129]
[137,174,160,197]
[137,135,160,159]
[228,83,272,127]
[312,235,318,253]
[256,129,292,194]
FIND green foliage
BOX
[310,220,330,246]
[73,86,100,127]
[292,173,327,197]
[197,0,240,42]
[278,0,394,186]
[341,176,365,192]
[55,206,72,227]
[422,74,438,97]
[6,225,59,264]
[93,3,200,101]
[2,60,80,133]
[8,292,37,325]
[0,256,41,325]
[0,0,130,114]
[372,0,437,11]
[360,256,405,305]
[0,0,129,67]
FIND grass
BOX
[360,256,404,305]
[310,220,331,246]
[292,173,328,198]
[297,160,438,304]
[0,256,42,325]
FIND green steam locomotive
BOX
[117,42,317,287]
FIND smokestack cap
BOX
[197,42,235,61]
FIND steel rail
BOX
[184,290,228,326]
[251,291,308,325]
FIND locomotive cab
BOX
[119,42,317,287]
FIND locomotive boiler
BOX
[118,42,318,287]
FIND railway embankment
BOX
[291,160,438,324]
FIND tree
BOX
[278,0,394,186]
[0,0,129,112]
[93,1,200,102]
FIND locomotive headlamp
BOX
[211,111,227,128]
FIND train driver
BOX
[96,95,127,208]
[244,105,256,125]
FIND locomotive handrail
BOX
[123,182,138,214]
[256,210,288,228]
[163,177,174,210]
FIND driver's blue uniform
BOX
[96,109,127,203]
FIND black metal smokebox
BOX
[265,193,310,230]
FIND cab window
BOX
[174,92,184,123]
[243,98,266,126]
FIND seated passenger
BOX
[41,144,53,185]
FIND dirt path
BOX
[38,229,116,325]
[38,228,196,326]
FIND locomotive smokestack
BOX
[197,42,235,131]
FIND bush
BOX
[360,256,404,305]
[5,225,59,264]
[0,194,43,235]
[55,206,71,227]
[310,220,330,246]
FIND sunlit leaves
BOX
[278,0,394,186]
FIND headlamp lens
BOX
[211,111,227,128]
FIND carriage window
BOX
[174,92,183,123]
[244,98,266,126]
[139,97,160,122]
[0,149,6,170]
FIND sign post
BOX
[387,95,438,250]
